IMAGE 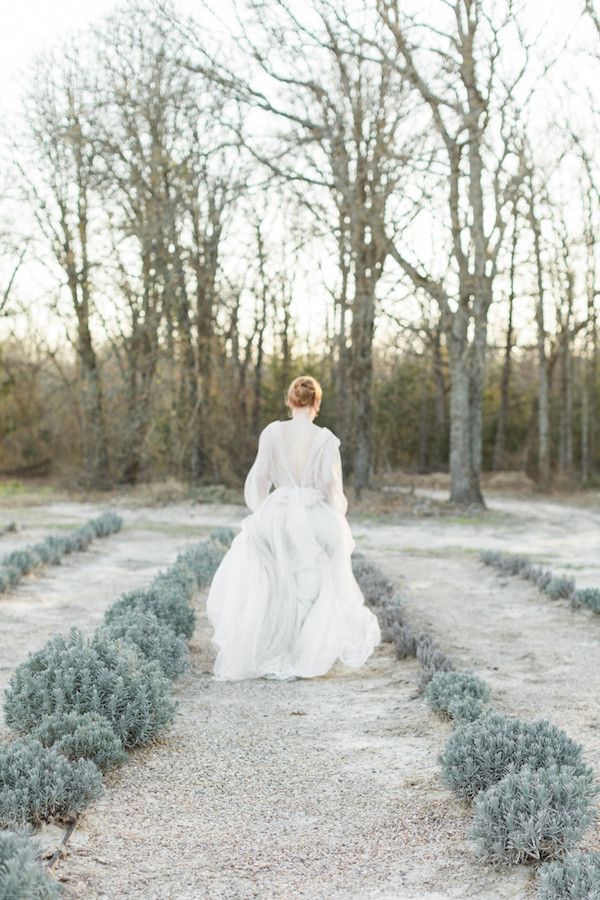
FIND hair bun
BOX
[286,375,322,409]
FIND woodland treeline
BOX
[0,0,599,503]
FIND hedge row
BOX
[0,512,123,594]
[0,525,235,898]
[480,549,600,612]
[352,552,600,900]
[351,553,454,689]
[0,829,61,899]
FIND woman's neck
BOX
[291,406,314,422]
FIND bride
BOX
[206,375,381,681]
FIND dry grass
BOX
[0,478,244,509]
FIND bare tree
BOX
[0,200,27,317]
[18,51,111,487]
[525,168,551,488]
[572,135,600,484]
[493,208,518,471]
[370,0,526,505]
[92,4,238,482]
[185,0,414,494]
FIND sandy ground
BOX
[0,503,239,713]
[0,492,599,897]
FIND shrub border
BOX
[480,548,600,612]
[0,512,123,595]
[0,524,235,896]
[351,552,600,897]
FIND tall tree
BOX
[373,0,526,504]
[186,0,414,494]
[493,208,518,471]
[19,51,111,487]
[94,4,237,482]
[525,168,551,488]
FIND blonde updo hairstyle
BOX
[285,375,322,415]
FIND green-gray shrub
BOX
[105,583,195,640]
[0,829,61,899]
[425,671,491,720]
[471,765,597,865]
[351,553,395,605]
[0,565,21,588]
[91,512,123,536]
[101,608,190,680]
[375,599,405,643]
[480,549,503,568]
[0,738,103,827]
[4,628,176,748]
[416,633,454,686]
[546,576,576,601]
[480,550,578,602]
[176,543,224,589]
[31,541,53,564]
[350,555,454,681]
[574,588,600,614]
[537,851,600,899]
[31,711,126,773]
[393,622,419,659]
[3,549,39,575]
[38,536,63,565]
[480,550,530,577]
[536,569,554,592]
[208,526,236,547]
[0,513,123,594]
[446,696,487,723]
[68,524,96,552]
[439,714,586,801]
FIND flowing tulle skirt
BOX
[206,486,381,681]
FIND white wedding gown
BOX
[206,412,381,681]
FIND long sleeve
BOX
[321,436,348,516]
[244,424,273,511]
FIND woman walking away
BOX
[206,375,380,681]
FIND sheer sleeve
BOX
[244,424,273,511]
[320,435,348,516]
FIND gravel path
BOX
[55,601,529,900]
[373,549,600,777]
[371,548,600,900]
[0,503,238,725]
[4,493,600,898]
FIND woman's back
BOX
[244,414,347,514]
[278,415,320,484]
[206,374,380,681]
[276,412,336,488]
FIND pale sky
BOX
[0,0,589,116]
[0,0,596,349]
[1,0,115,112]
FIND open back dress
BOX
[206,416,381,680]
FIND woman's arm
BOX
[244,424,273,511]
[321,436,348,515]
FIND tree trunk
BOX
[530,190,551,489]
[581,357,590,483]
[448,356,474,504]
[418,367,429,470]
[349,276,375,496]
[468,315,487,503]
[77,319,110,488]
[447,329,484,506]
[431,328,447,469]
[583,195,597,483]
[493,221,517,471]
[558,266,575,479]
